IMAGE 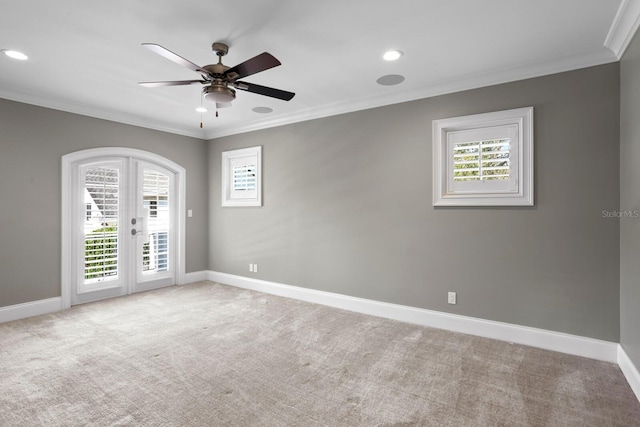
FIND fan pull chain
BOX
[200,94,204,128]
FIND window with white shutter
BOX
[452,138,510,182]
[222,146,262,207]
[233,164,257,192]
[433,107,533,206]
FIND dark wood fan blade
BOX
[224,52,281,80]
[235,81,295,101]
[138,80,204,87]
[142,43,208,74]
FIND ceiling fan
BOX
[139,42,295,110]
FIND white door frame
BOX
[61,147,186,309]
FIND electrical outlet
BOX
[254,264,258,273]
[448,292,457,305]
[249,263,254,272]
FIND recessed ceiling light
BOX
[252,107,273,114]
[195,107,207,113]
[383,50,403,61]
[2,49,28,60]
[376,74,405,86]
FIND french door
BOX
[62,149,184,306]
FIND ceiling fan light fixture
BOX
[2,49,28,60]
[383,50,403,61]
[203,85,236,103]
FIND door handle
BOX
[131,217,141,236]
[131,217,148,242]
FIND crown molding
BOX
[204,47,617,140]
[0,87,206,140]
[605,0,640,59]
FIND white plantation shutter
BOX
[229,157,258,201]
[83,166,119,283]
[142,169,170,274]
[445,124,519,195]
[453,138,510,182]
[233,164,257,191]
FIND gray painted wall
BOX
[621,32,640,366]
[209,63,621,341]
[0,99,209,307]
[0,62,623,344]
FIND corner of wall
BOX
[618,345,640,401]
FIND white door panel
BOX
[66,152,180,306]
[133,162,175,292]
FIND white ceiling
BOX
[1,0,639,140]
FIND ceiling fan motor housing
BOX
[203,84,236,103]
[211,42,229,57]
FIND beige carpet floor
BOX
[1,281,639,426]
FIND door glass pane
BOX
[83,166,119,283]
[142,169,170,274]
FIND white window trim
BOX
[433,107,534,206]
[222,146,262,207]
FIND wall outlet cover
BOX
[448,292,457,304]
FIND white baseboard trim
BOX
[184,271,210,284]
[206,270,618,363]
[1,272,206,323]
[0,297,62,323]
[618,345,640,401]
